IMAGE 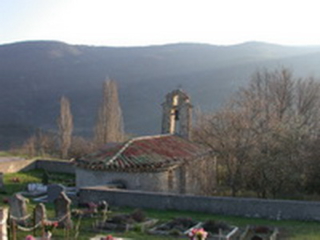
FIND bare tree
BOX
[69,136,96,158]
[36,131,57,157]
[194,108,254,196]
[57,96,73,159]
[21,135,37,158]
[240,69,320,197]
[94,79,124,146]
[194,68,320,198]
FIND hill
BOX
[1,41,320,149]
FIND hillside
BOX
[1,41,320,149]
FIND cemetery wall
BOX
[0,159,36,173]
[0,159,74,174]
[35,159,75,174]
[79,186,320,221]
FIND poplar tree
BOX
[58,96,73,159]
[94,79,124,146]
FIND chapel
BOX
[74,89,214,195]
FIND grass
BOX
[0,170,74,198]
[0,151,16,157]
[1,170,320,239]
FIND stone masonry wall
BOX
[76,167,170,192]
[0,159,74,174]
[35,159,75,174]
[79,187,320,221]
[75,166,196,194]
[161,89,192,139]
[0,158,36,173]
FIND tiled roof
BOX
[75,134,209,172]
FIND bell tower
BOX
[161,89,192,139]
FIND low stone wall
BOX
[35,159,75,174]
[0,158,36,173]
[0,158,75,174]
[79,186,320,221]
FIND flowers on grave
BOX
[43,220,59,233]
[10,177,20,183]
[25,235,36,240]
[100,234,114,240]
[188,228,208,240]
[42,221,58,240]
[88,202,98,209]
[2,197,9,204]
[87,202,98,213]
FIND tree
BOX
[68,136,96,158]
[94,79,124,146]
[57,96,73,159]
[238,69,320,198]
[20,135,37,158]
[194,106,254,196]
[194,68,320,198]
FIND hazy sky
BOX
[1,0,320,47]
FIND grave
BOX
[47,184,65,203]
[21,183,47,198]
[94,209,157,232]
[28,183,47,193]
[54,192,73,228]
[190,220,239,240]
[34,203,47,225]
[9,193,29,225]
[239,226,279,240]
[149,217,199,236]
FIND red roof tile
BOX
[75,134,209,172]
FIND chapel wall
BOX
[75,168,170,192]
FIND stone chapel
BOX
[74,89,214,195]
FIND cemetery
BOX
[0,169,319,239]
[1,89,320,239]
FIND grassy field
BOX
[0,151,17,157]
[1,170,320,239]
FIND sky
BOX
[1,0,320,47]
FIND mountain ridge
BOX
[1,40,320,149]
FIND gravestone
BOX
[34,203,47,225]
[0,208,8,240]
[47,184,65,203]
[9,193,29,225]
[54,192,73,228]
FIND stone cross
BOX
[98,200,109,222]
[9,193,29,225]
[54,192,73,228]
[0,208,8,240]
[34,203,47,225]
[98,201,108,212]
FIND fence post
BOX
[0,208,8,240]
